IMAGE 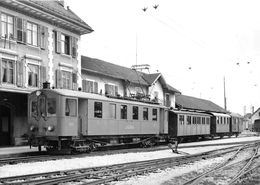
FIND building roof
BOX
[81,56,181,94]
[81,56,149,85]
[142,73,161,85]
[176,94,227,113]
[2,0,93,34]
[166,84,181,94]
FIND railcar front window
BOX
[65,99,77,116]
[39,96,46,117]
[47,98,56,116]
[94,102,102,118]
[31,100,37,117]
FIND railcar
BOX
[209,112,231,138]
[28,87,168,153]
[230,113,243,136]
[168,110,211,141]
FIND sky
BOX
[65,0,260,115]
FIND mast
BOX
[224,76,227,110]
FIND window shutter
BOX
[40,65,47,88]
[55,31,61,53]
[82,79,86,92]
[22,19,27,43]
[105,84,109,95]
[94,82,98,94]
[40,26,47,50]
[56,69,62,89]
[16,59,24,87]
[71,37,77,58]
[115,86,118,96]
[37,25,41,47]
[72,72,77,90]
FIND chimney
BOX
[251,105,254,114]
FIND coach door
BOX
[78,99,88,135]
[0,105,11,146]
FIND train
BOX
[28,87,244,153]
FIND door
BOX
[0,105,11,145]
[78,99,88,135]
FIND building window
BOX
[61,33,70,55]
[28,64,39,87]
[62,71,71,89]
[1,59,14,84]
[94,102,102,118]
[152,109,158,121]
[109,103,116,119]
[132,106,139,120]
[82,80,98,93]
[27,22,38,46]
[65,99,77,116]
[143,107,148,120]
[120,105,127,119]
[105,84,118,96]
[1,13,14,38]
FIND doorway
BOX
[0,105,11,146]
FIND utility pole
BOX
[224,76,227,110]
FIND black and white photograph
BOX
[0,0,260,184]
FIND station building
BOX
[81,56,181,108]
[0,0,93,146]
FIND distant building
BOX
[0,0,93,145]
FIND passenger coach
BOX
[168,110,211,141]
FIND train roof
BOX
[170,110,211,116]
[209,112,231,117]
[34,89,166,108]
[230,112,243,118]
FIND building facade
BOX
[0,0,92,145]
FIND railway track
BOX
[0,140,256,167]
[0,143,256,185]
[170,143,260,185]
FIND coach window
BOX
[143,107,148,120]
[109,103,116,119]
[132,106,138,120]
[202,117,205,124]
[47,98,56,116]
[121,105,127,119]
[65,99,77,116]
[192,117,196,124]
[216,117,219,124]
[94,102,102,118]
[187,116,191,125]
[152,109,158,121]
[179,115,184,125]
[206,118,210,124]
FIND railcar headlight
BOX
[30,125,37,132]
[47,125,55,132]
